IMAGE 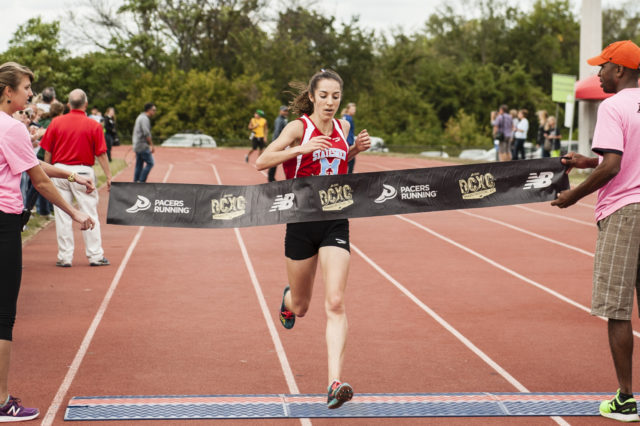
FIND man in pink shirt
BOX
[552,40,640,422]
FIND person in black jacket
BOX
[103,107,117,162]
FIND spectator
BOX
[32,101,65,217]
[246,109,268,163]
[546,116,562,157]
[493,104,513,161]
[267,106,288,182]
[103,107,117,162]
[536,110,549,157]
[342,103,357,173]
[88,107,102,123]
[0,61,94,423]
[509,108,518,159]
[512,109,529,160]
[40,88,112,267]
[36,86,55,113]
[13,108,37,208]
[132,103,156,183]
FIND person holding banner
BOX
[255,69,370,409]
[0,61,95,422]
[552,40,640,422]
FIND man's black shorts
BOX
[285,219,350,260]
[251,137,265,150]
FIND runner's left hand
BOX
[355,129,371,153]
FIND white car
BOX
[421,151,449,159]
[459,148,497,162]
[369,136,388,152]
[161,133,217,148]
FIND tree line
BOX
[1,0,639,152]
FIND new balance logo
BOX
[6,405,21,416]
[374,184,397,203]
[126,195,151,213]
[270,193,295,212]
[523,172,554,189]
[335,238,347,245]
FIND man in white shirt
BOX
[512,109,529,160]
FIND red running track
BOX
[14,145,635,425]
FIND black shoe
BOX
[279,286,295,329]
[327,381,353,409]
[56,260,71,268]
[90,257,110,266]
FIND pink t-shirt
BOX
[592,88,640,221]
[0,111,39,214]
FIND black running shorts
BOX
[285,219,350,260]
[251,137,265,150]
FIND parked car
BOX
[161,133,217,148]
[369,136,389,152]
[459,148,497,162]
[420,151,449,158]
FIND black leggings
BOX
[0,212,22,341]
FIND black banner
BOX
[107,158,569,229]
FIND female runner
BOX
[256,69,370,409]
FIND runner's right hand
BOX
[299,135,332,154]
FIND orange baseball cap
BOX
[587,40,640,69]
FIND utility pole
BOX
[578,0,602,157]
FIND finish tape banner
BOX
[107,158,569,229]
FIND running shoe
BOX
[279,286,295,329]
[0,396,39,422]
[599,389,640,422]
[327,381,353,409]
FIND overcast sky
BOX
[0,0,616,53]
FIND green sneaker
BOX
[279,286,295,329]
[327,381,353,409]
[600,389,640,422]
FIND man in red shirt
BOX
[40,89,112,267]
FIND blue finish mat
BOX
[65,392,608,420]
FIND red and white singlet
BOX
[282,114,350,179]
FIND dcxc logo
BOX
[459,172,496,200]
[126,195,151,213]
[374,184,397,203]
[319,183,353,211]
[523,172,554,189]
[211,194,246,220]
[270,193,295,212]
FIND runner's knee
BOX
[325,293,345,315]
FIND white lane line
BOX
[351,244,569,426]
[396,214,640,340]
[515,205,594,227]
[457,210,594,257]
[211,165,311,426]
[41,165,175,425]
[577,201,596,209]
[41,228,145,426]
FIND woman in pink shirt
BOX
[0,62,95,422]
